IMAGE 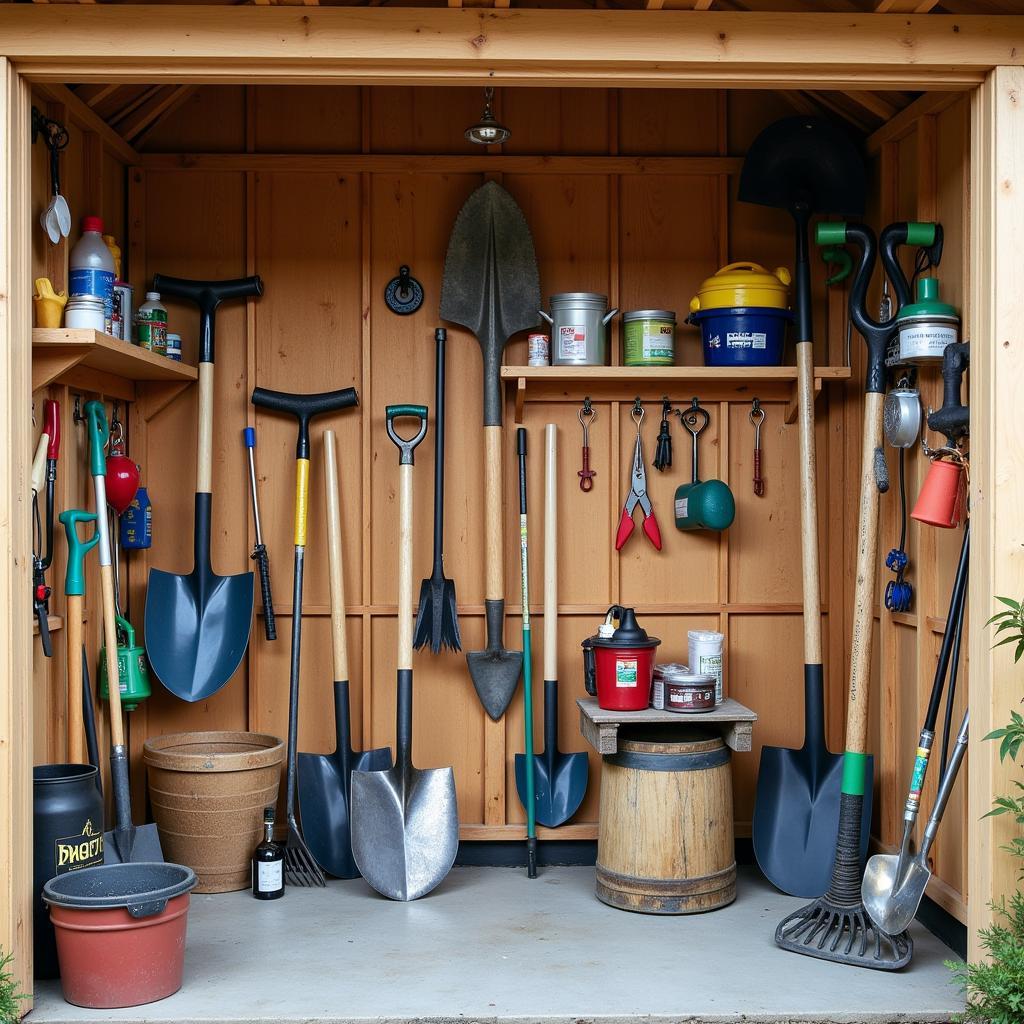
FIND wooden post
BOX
[969,65,1024,961]
[0,56,35,1004]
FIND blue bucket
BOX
[689,306,792,367]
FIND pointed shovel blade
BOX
[515,750,588,829]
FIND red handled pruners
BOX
[615,401,662,551]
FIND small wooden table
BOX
[577,696,758,755]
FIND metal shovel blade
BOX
[298,683,392,879]
[351,763,459,901]
[753,667,873,898]
[103,747,163,864]
[466,609,523,721]
[862,853,929,937]
[145,563,254,702]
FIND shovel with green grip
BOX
[60,509,99,766]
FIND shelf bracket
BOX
[32,347,89,391]
[785,375,824,425]
[136,380,192,422]
[514,376,527,424]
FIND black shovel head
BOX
[298,745,392,880]
[739,116,866,217]
[753,744,874,899]
[514,750,588,829]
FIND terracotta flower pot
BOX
[143,731,283,893]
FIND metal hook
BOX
[579,396,595,425]
[677,396,708,439]
[73,396,84,425]
[631,397,644,425]
[749,397,765,428]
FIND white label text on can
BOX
[899,324,957,359]
[615,658,638,687]
[726,331,767,350]
[675,497,688,519]
[696,653,723,703]
[651,678,664,709]
[644,324,674,361]
[559,324,587,360]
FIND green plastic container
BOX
[623,310,676,366]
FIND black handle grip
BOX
[836,223,892,394]
[929,342,970,444]
[153,274,263,364]
[251,386,359,459]
[253,544,276,641]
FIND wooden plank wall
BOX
[27,85,970,918]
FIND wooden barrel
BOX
[596,725,735,914]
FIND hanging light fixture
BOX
[465,87,510,145]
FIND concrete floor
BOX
[31,866,964,1024]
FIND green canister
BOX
[623,310,676,366]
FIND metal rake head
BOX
[776,894,912,970]
[285,824,326,887]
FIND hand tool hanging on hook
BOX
[750,399,765,497]
[31,400,60,656]
[244,427,276,642]
[653,398,673,472]
[615,400,661,552]
[578,399,597,492]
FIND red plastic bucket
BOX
[43,862,196,1008]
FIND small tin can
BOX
[652,663,689,711]
[65,295,106,332]
[528,333,550,367]
[664,672,716,714]
[623,310,676,367]
[164,333,182,361]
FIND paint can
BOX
[688,630,724,704]
[664,672,717,714]
[65,295,106,332]
[652,663,689,711]
[896,278,959,364]
[623,310,676,366]
[539,293,618,366]
[527,332,550,367]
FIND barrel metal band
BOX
[596,862,736,897]
[604,745,730,773]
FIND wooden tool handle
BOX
[484,425,504,601]
[197,362,214,494]
[323,430,348,682]
[398,462,414,672]
[845,390,885,755]
[796,341,823,665]
[99,563,125,747]
[66,594,84,763]
[544,424,558,681]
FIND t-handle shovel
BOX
[515,425,588,828]
[351,406,459,901]
[440,182,541,720]
[145,274,263,703]
[251,386,361,887]
[85,402,163,865]
[297,429,392,879]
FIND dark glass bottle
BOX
[252,806,284,900]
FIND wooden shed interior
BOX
[26,78,972,935]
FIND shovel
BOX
[351,406,459,901]
[145,275,263,703]
[515,425,588,828]
[440,182,541,721]
[740,117,873,899]
[85,402,163,865]
[297,429,391,879]
[863,710,969,936]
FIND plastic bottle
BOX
[69,216,116,334]
[134,293,167,354]
[120,486,152,550]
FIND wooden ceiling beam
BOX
[117,84,197,144]
[874,0,940,11]
[865,89,959,153]
[73,83,120,108]
[844,89,900,120]
[108,84,162,125]
[32,82,138,164]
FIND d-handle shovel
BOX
[351,406,459,902]
[862,711,969,937]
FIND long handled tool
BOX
[776,221,935,970]
[351,405,458,901]
[515,424,588,828]
[244,427,277,642]
[251,386,360,887]
[440,182,541,720]
[32,400,60,657]
[863,710,969,936]
[298,429,391,879]
[145,274,263,702]
[60,510,99,765]
[414,328,461,653]
[741,116,872,899]
[86,401,163,865]
[515,428,538,879]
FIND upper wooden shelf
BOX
[32,329,197,419]
[501,364,852,423]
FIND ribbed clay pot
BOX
[143,731,283,893]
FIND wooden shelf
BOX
[501,364,852,424]
[33,329,197,419]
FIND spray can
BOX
[120,487,152,549]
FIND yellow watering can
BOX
[34,278,67,328]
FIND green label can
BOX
[623,310,675,366]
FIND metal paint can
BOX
[688,630,725,704]
[652,663,689,711]
[528,332,550,367]
[896,277,959,364]
[623,310,676,367]
[539,293,618,366]
[65,295,106,332]
[663,673,717,714]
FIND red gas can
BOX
[582,606,661,711]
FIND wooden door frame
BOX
[2,11,1022,997]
